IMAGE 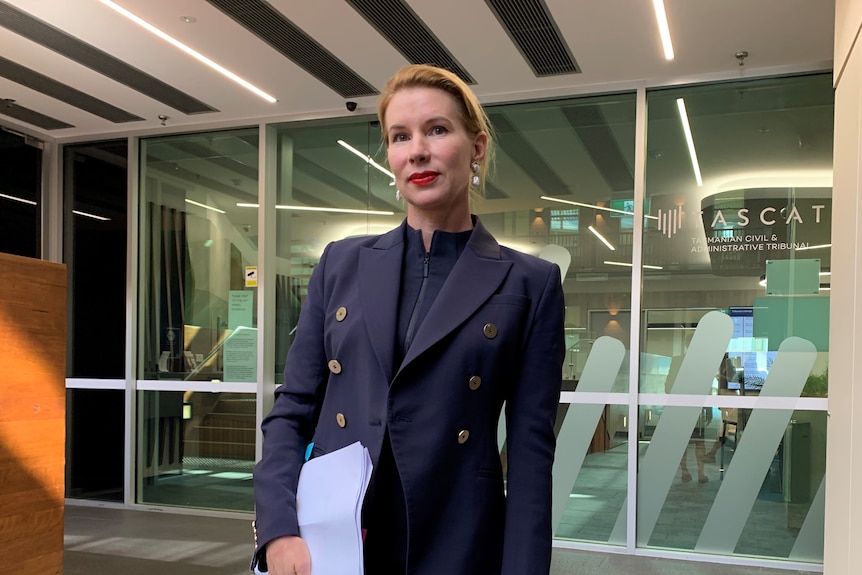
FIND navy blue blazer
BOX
[253,217,565,575]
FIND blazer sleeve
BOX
[501,262,565,575]
[252,242,333,558]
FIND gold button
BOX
[328,359,342,374]
[335,306,347,321]
[336,413,347,427]
[457,429,470,444]
[468,375,482,391]
[483,323,497,339]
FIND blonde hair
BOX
[378,64,495,200]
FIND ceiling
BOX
[2,0,838,283]
[0,0,835,141]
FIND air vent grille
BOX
[0,56,143,123]
[0,100,73,130]
[206,0,378,98]
[346,0,474,84]
[485,0,580,77]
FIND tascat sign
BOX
[707,204,826,227]
[653,192,831,268]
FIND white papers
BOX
[297,441,373,575]
[253,441,372,575]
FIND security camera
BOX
[346,101,358,112]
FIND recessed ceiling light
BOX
[604,260,664,270]
[0,192,37,205]
[676,98,703,187]
[185,198,225,214]
[588,225,616,251]
[72,209,110,221]
[652,0,675,60]
[337,140,395,181]
[180,16,197,24]
[237,202,395,216]
[540,195,660,220]
[97,0,277,103]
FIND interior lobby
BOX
[2,1,862,573]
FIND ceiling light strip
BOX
[796,243,832,251]
[97,0,277,103]
[676,98,703,186]
[237,203,394,216]
[652,0,675,60]
[72,209,110,221]
[0,192,37,205]
[541,195,659,220]
[337,140,395,180]
[588,225,616,250]
[604,260,664,270]
[185,199,225,214]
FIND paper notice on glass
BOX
[297,441,373,575]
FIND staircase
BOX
[184,393,256,460]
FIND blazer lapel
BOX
[397,219,512,373]
[358,223,406,381]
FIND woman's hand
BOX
[265,536,311,575]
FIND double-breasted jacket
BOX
[253,217,565,574]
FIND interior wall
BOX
[835,0,862,86]
[825,2,862,572]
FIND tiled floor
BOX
[64,505,819,575]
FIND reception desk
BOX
[0,253,66,575]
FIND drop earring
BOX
[395,189,402,201]
[471,162,480,186]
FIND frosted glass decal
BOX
[610,495,627,543]
[637,311,733,545]
[551,336,626,530]
[789,476,825,562]
[695,337,816,553]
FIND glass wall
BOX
[66,389,125,501]
[63,140,129,501]
[138,390,255,512]
[272,120,401,383]
[137,128,259,511]
[65,140,128,378]
[96,70,831,568]
[0,129,41,258]
[271,94,638,545]
[638,73,832,563]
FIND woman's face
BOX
[384,87,486,219]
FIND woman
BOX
[252,64,565,575]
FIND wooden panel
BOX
[0,252,66,575]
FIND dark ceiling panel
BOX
[0,1,217,115]
[0,55,143,123]
[170,140,259,181]
[206,0,378,98]
[346,0,474,84]
[562,105,633,192]
[0,100,73,130]
[293,154,396,212]
[490,112,570,196]
[485,0,580,77]
[484,180,508,200]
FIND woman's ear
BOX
[472,131,488,163]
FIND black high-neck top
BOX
[363,222,473,573]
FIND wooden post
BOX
[0,252,66,575]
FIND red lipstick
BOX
[408,171,439,186]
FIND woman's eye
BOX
[430,126,448,136]
[391,133,408,143]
